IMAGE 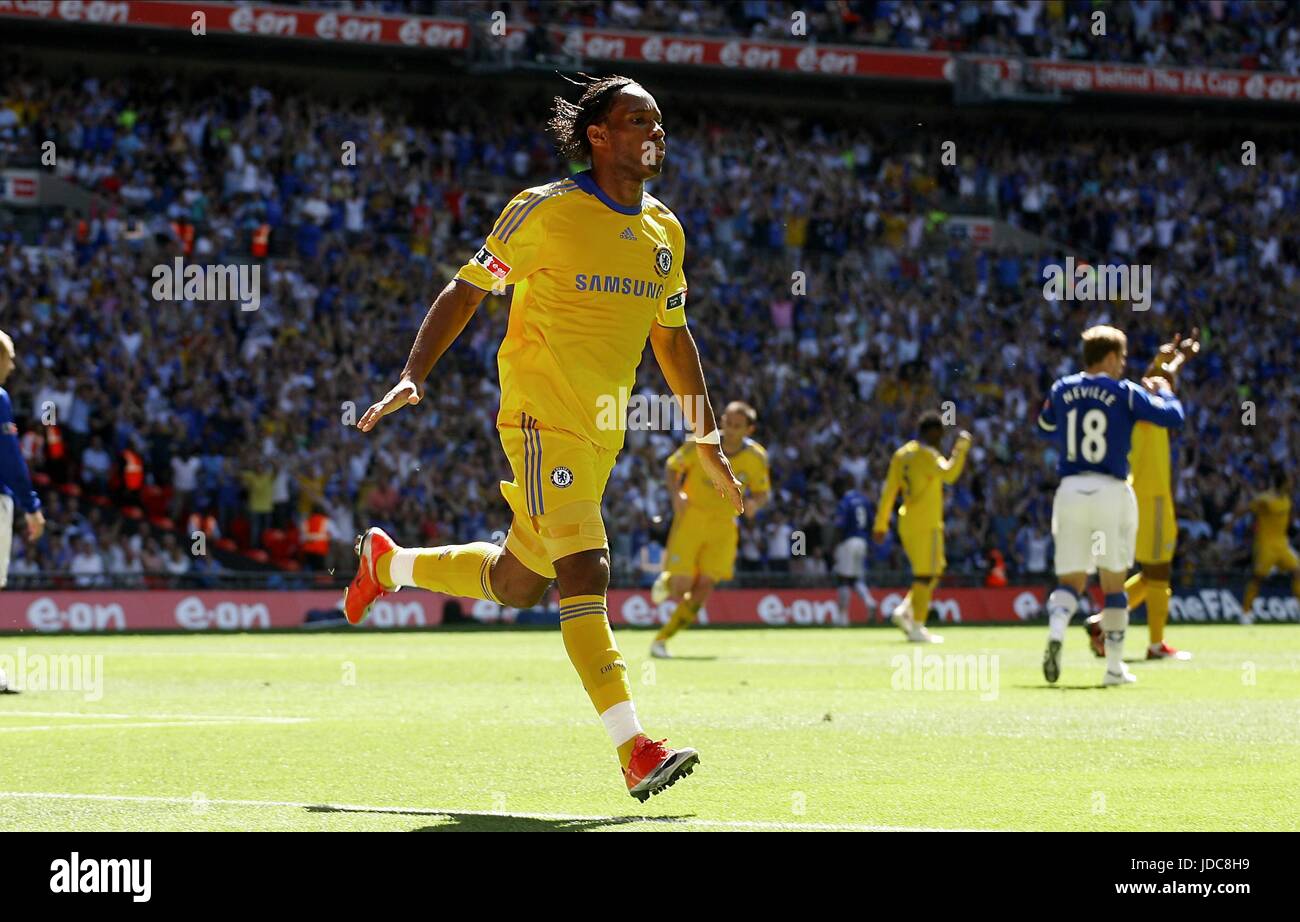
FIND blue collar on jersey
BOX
[572,169,643,216]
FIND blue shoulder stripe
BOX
[498,180,578,243]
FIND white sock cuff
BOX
[1047,587,1080,617]
[1101,607,1128,632]
[388,548,419,589]
[599,700,643,748]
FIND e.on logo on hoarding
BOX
[27,597,126,633]
[174,596,270,630]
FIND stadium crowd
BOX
[333,0,1300,74]
[1,48,1295,588]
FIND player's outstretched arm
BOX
[939,430,972,483]
[649,322,742,514]
[1129,376,1186,430]
[357,280,488,432]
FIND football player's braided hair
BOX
[547,73,638,163]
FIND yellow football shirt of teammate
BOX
[1128,421,1176,564]
[453,171,688,579]
[663,438,771,581]
[874,437,970,576]
[1251,490,1297,576]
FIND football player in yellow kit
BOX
[649,400,771,658]
[1242,468,1299,624]
[1087,330,1199,660]
[873,411,972,643]
[345,76,744,801]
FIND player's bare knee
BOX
[553,548,610,598]
[1057,572,1088,593]
[1145,562,1172,581]
[495,577,550,609]
[692,576,716,601]
[490,549,552,608]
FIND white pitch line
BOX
[0,718,312,733]
[0,712,310,722]
[0,791,978,831]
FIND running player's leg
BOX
[656,573,715,646]
[1140,560,1176,655]
[854,580,879,621]
[1270,545,1300,607]
[1098,481,1140,685]
[1125,570,1148,610]
[836,577,852,625]
[896,527,927,637]
[377,536,539,605]
[528,427,695,797]
[907,528,944,642]
[1134,493,1182,656]
[1242,543,1275,620]
[834,537,874,625]
[655,519,733,652]
[1044,477,1091,683]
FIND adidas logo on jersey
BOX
[619,227,637,241]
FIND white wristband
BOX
[693,428,721,445]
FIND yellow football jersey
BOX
[1128,421,1172,497]
[874,438,969,534]
[1252,491,1292,544]
[668,438,770,519]
[455,171,688,453]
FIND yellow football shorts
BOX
[1134,492,1178,565]
[1253,538,1300,578]
[663,505,739,582]
[497,413,616,580]
[900,523,945,577]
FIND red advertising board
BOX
[0,585,1286,633]
[5,2,1299,103]
[552,27,950,81]
[0,1,469,49]
[0,586,1040,633]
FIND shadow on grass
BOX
[305,804,691,832]
[1012,683,1126,690]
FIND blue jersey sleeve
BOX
[1124,379,1185,430]
[1035,386,1059,440]
[0,389,41,515]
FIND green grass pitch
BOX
[2,624,1297,831]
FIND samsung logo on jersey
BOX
[1061,385,1117,406]
[575,274,664,299]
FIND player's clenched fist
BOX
[697,443,744,515]
[358,378,424,432]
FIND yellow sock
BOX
[1146,579,1170,646]
[1125,571,1148,610]
[911,580,933,627]
[377,542,501,602]
[1243,580,1260,615]
[654,598,700,642]
[559,594,643,769]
